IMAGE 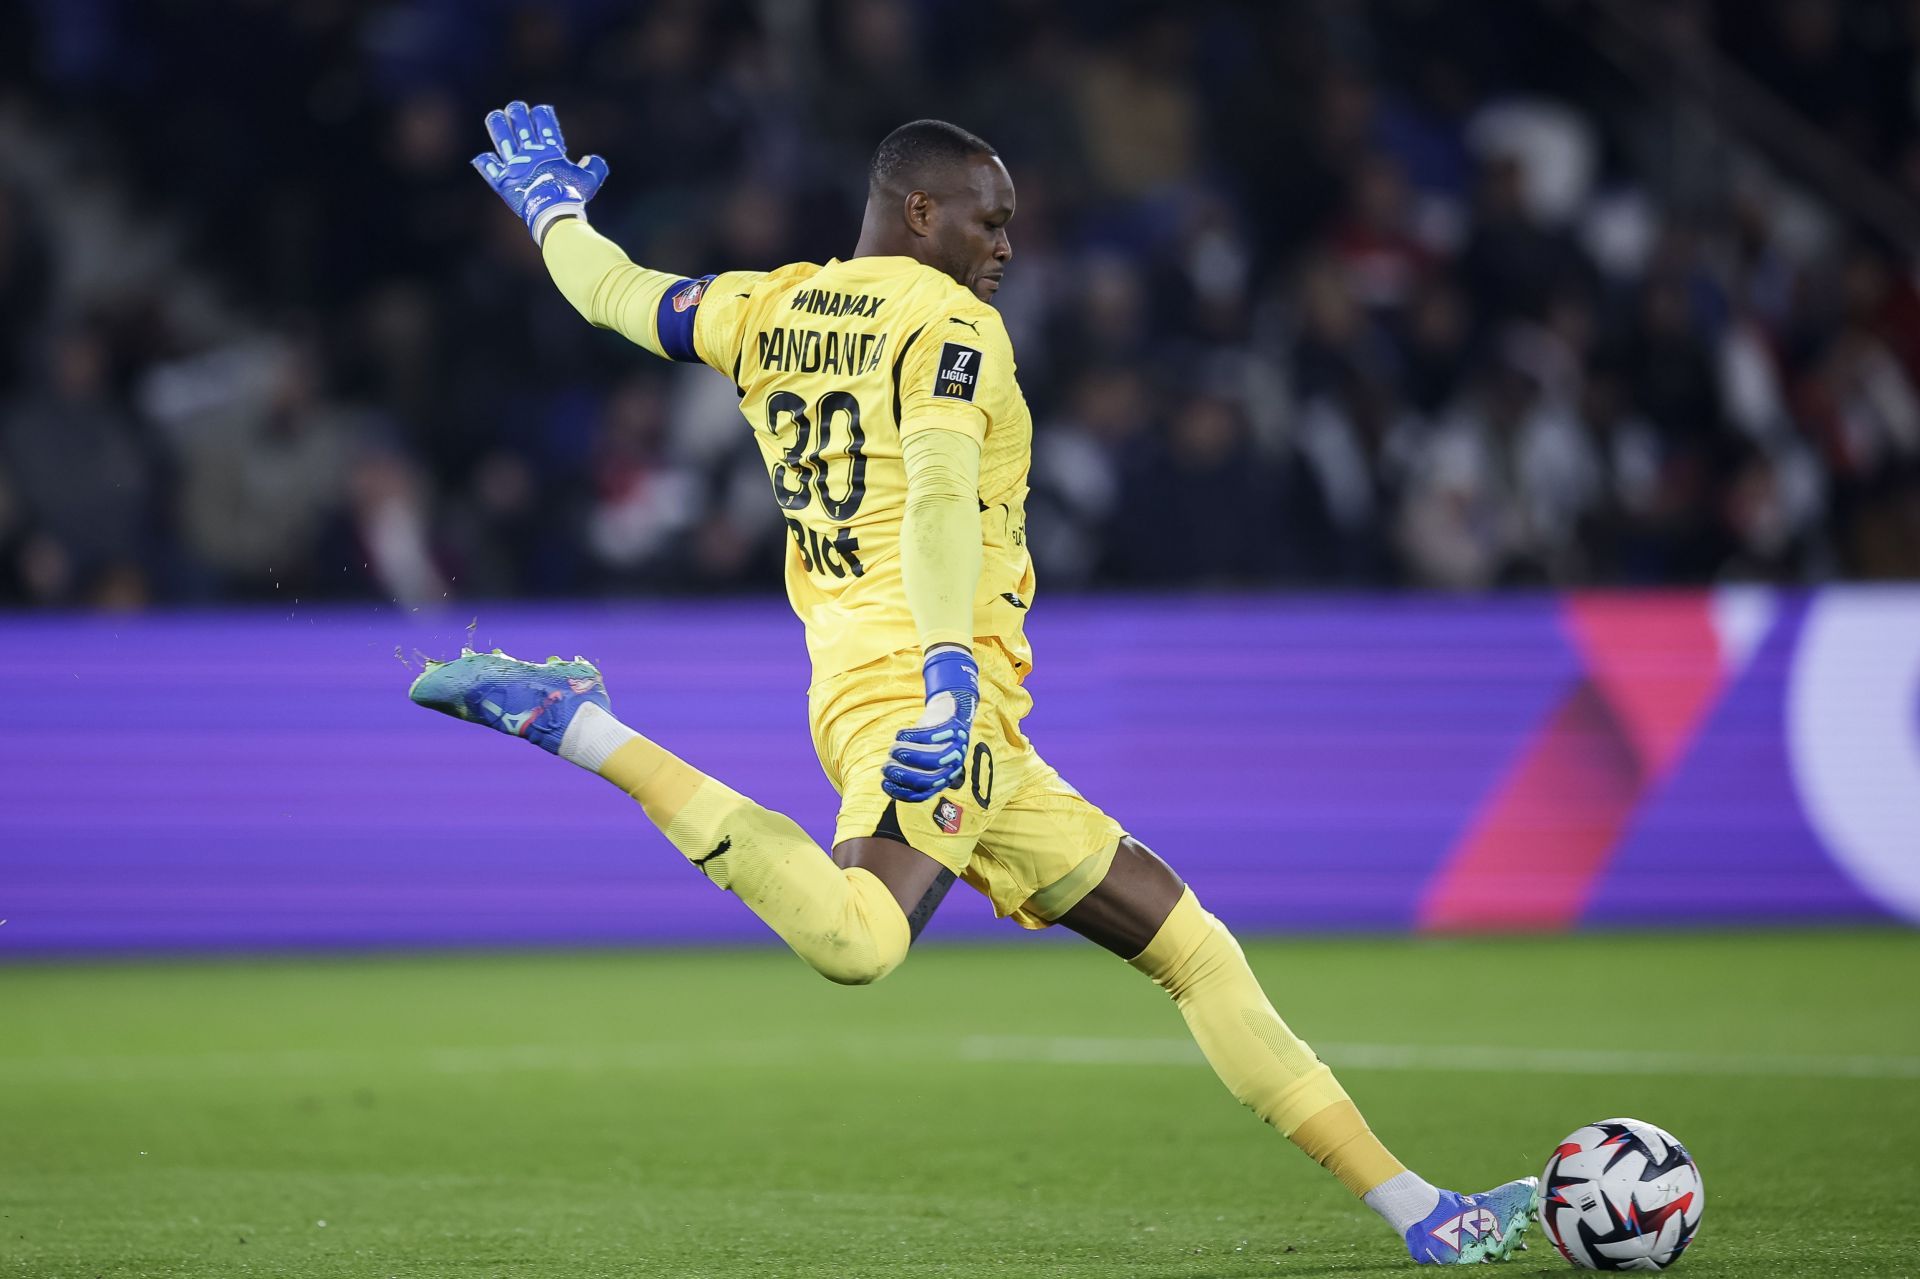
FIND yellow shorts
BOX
[808,641,1127,929]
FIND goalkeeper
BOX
[411,101,1539,1267]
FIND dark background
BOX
[4,0,1920,611]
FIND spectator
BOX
[1288,364,1418,585]
[161,341,357,598]
[1459,154,1590,330]
[1109,394,1274,585]
[341,442,452,608]
[1,325,154,605]
[1328,153,1433,317]
[0,185,51,393]
[1399,339,1604,589]
[582,376,700,588]
[0,1,1915,606]
[1030,368,1151,587]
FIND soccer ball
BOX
[1541,1117,1704,1270]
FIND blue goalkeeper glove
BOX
[882,647,980,805]
[470,101,608,244]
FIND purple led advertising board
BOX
[1,588,1913,955]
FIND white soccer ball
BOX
[1541,1117,1704,1270]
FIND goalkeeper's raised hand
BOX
[471,101,608,244]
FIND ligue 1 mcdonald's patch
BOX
[934,342,981,401]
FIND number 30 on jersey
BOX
[766,389,867,578]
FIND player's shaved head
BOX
[868,119,998,197]
[856,119,1014,303]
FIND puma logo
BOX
[949,317,981,334]
[693,837,731,867]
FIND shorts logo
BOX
[672,278,709,312]
[934,342,982,401]
[933,798,964,834]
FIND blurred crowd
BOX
[4,0,1920,609]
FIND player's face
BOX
[932,156,1015,302]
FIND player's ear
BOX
[903,190,935,239]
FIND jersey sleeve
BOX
[687,270,768,377]
[896,305,1016,445]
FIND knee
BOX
[806,936,906,986]
[817,961,891,986]
[802,864,912,985]
[811,954,899,986]
[1127,887,1223,993]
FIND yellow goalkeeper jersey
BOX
[685,256,1035,680]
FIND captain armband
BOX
[656,275,716,363]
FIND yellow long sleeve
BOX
[899,427,982,653]
[539,217,683,358]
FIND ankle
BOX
[558,701,639,773]
[1363,1169,1442,1237]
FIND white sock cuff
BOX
[1363,1169,1441,1237]
[558,700,638,773]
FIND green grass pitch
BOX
[3,930,1916,1277]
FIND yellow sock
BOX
[1129,888,1406,1197]
[1291,1100,1408,1197]
[596,731,909,986]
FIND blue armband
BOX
[656,275,716,363]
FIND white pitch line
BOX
[0,1037,896,1085]
[957,1036,1920,1080]
[1323,1040,1920,1080]
[1,1036,1916,1086]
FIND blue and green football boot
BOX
[408,648,608,754]
[1405,1177,1539,1265]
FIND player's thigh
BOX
[812,650,987,886]
[965,755,1132,930]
